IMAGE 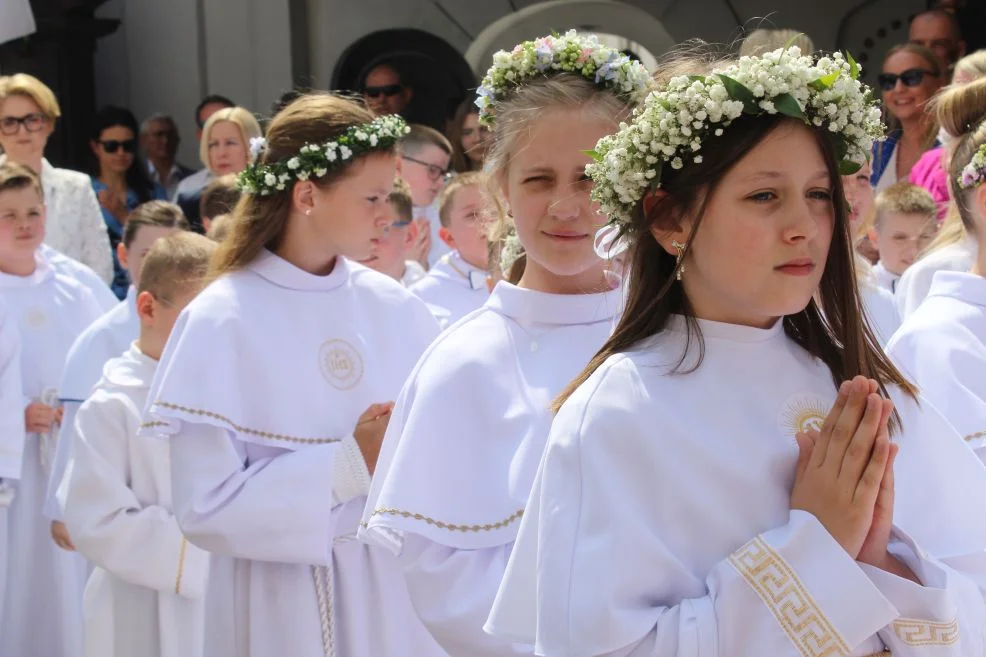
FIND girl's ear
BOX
[643,189,688,257]
[291,180,317,216]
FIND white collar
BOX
[105,342,158,388]
[248,249,351,292]
[927,270,986,308]
[0,249,53,288]
[485,280,623,325]
[665,314,786,343]
[435,252,487,290]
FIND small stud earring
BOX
[305,209,312,217]
[671,239,687,280]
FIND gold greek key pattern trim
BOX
[964,430,986,442]
[141,421,169,430]
[153,401,341,445]
[175,536,188,595]
[363,507,524,533]
[728,536,850,657]
[892,618,959,646]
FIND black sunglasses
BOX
[364,84,403,99]
[0,113,47,135]
[100,139,137,154]
[877,68,936,91]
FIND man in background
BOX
[141,114,193,199]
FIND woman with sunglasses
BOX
[872,44,945,192]
[0,74,113,284]
[89,106,167,299]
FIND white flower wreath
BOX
[958,143,986,190]
[237,115,409,196]
[475,29,652,126]
[586,46,885,227]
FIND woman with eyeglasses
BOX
[90,107,167,299]
[872,44,945,192]
[0,74,113,283]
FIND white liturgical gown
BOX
[888,271,986,462]
[45,286,139,521]
[140,251,446,657]
[488,317,986,657]
[859,279,900,347]
[895,236,976,319]
[0,297,23,625]
[410,251,490,327]
[0,251,102,657]
[361,281,623,656]
[40,243,118,313]
[64,344,210,657]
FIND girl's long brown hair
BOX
[555,113,917,432]
[210,93,379,279]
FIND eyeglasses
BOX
[382,218,413,234]
[0,113,47,135]
[149,129,177,140]
[100,139,137,154]
[363,84,404,99]
[401,155,450,182]
[877,68,937,91]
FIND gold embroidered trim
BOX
[154,401,341,445]
[728,536,850,657]
[362,507,524,533]
[140,421,168,430]
[862,652,890,657]
[964,430,986,442]
[175,536,188,595]
[892,618,959,646]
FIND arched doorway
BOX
[465,0,676,77]
[332,29,476,132]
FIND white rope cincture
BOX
[311,563,337,657]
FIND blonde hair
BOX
[210,93,381,277]
[739,29,815,57]
[0,161,43,199]
[199,106,263,172]
[438,171,484,228]
[483,75,637,283]
[873,181,937,230]
[933,75,986,235]
[388,177,413,223]
[138,232,216,299]
[954,49,986,81]
[206,214,232,242]
[0,73,61,119]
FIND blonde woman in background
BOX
[0,74,113,282]
[174,106,261,232]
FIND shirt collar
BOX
[927,270,986,308]
[485,280,623,325]
[248,249,351,292]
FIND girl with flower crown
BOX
[487,47,986,657]
[888,77,986,465]
[358,30,650,656]
[139,94,446,657]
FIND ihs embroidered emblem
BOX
[319,339,363,390]
[778,393,830,438]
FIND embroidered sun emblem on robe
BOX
[319,339,364,390]
[24,308,47,329]
[778,393,830,438]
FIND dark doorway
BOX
[332,29,476,133]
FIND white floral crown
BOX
[499,226,525,274]
[237,115,410,196]
[475,30,652,127]
[586,47,885,227]
[958,143,986,190]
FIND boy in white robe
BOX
[40,243,118,312]
[0,297,23,624]
[398,124,453,267]
[0,162,103,657]
[868,182,938,293]
[410,172,490,326]
[356,177,427,287]
[44,200,187,551]
[64,233,215,657]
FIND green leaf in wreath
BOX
[583,149,602,162]
[773,93,805,121]
[839,159,862,175]
[809,70,841,92]
[846,51,860,80]
[717,74,759,114]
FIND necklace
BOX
[511,320,559,353]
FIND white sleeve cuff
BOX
[331,434,371,505]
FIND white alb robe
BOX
[45,287,139,521]
[0,252,102,657]
[361,281,623,656]
[895,236,976,319]
[872,262,901,293]
[488,317,986,657]
[141,251,446,657]
[40,244,118,313]
[0,297,23,626]
[859,279,901,347]
[64,344,210,657]
[402,260,427,287]
[888,271,986,462]
[410,251,490,327]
